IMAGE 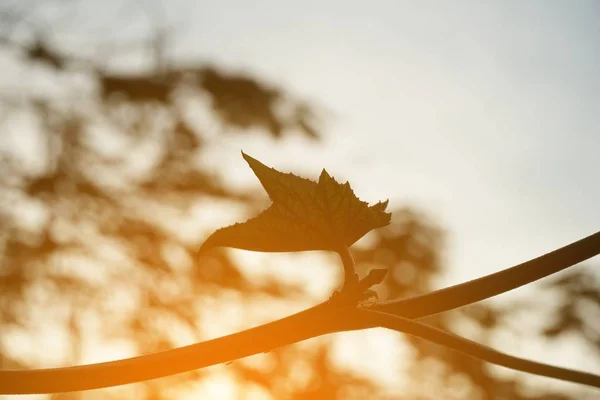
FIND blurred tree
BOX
[0,2,598,400]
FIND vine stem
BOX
[2,233,600,394]
[337,245,359,290]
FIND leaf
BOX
[198,152,391,254]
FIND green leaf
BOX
[198,152,391,254]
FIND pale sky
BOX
[142,0,600,391]
[163,0,600,286]
[27,0,600,284]
[3,0,600,398]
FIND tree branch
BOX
[0,301,345,394]
[372,230,600,318]
[1,231,599,394]
[355,308,600,389]
[0,269,385,395]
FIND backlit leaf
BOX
[198,152,391,254]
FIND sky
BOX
[161,0,600,286]
[106,0,600,392]
[19,0,600,286]
[2,0,600,398]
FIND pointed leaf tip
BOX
[240,150,252,161]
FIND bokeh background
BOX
[1,0,600,399]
